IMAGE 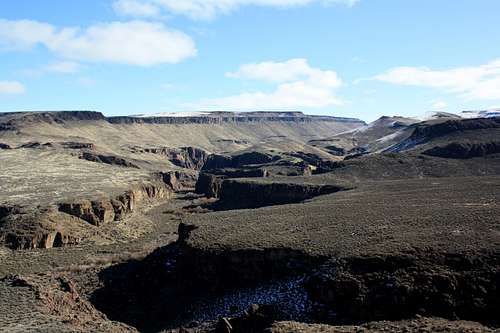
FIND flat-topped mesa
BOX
[0,110,105,123]
[0,111,366,134]
[107,111,366,125]
[0,111,106,131]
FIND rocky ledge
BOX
[213,179,348,210]
[0,181,174,249]
[423,141,500,159]
[58,182,172,226]
[80,152,140,169]
[131,146,209,170]
[107,111,365,126]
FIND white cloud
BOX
[196,58,343,110]
[0,19,197,66]
[226,58,341,87]
[374,59,500,100]
[113,0,161,17]
[431,101,447,110]
[0,19,55,50]
[45,61,81,73]
[113,0,359,20]
[0,81,25,95]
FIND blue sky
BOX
[1,0,500,121]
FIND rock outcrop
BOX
[90,225,500,331]
[195,173,224,198]
[5,228,79,250]
[1,181,173,249]
[388,117,500,152]
[90,225,325,331]
[195,169,269,198]
[423,142,500,159]
[132,146,208,170]
[60,141,95,150]
[161,171,198,191]
[58,182,172,226]
[107,111,365,126]
[80,152,140,169]
[213,180,346,210]
[215,304,284,333]
[284,152,340,174]
[167,147,208,170]
[305,252,500,326]
[0,111,106,132]
[202,152,280,170]
[0,208,85,250]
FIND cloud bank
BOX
[0,19,197,66]
[374,59,500,101]
[0,81,25,95]
[196,58,343,110]
[113,0,359,20]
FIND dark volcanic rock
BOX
[90,226,325,331]
[305,252,500,326]
[18,142,50,149]
[195,173,225,198]
[214,180,346,210]
[136,146,208,170]
[0,143,11,149]
[80,152,139,169]
[423,142,500,159]
[233,152,279,166]
[215,304,284,333]
[60,141,95,150]
[201,154,234,170]
[202,152,280,171]
[107,111,366,126]
[161,171,198,191]
[389,117,500,152]
[284,152,340,174]
[195,169,269,198]
[324,145,346,156]
[168,147,208,170]
[413,117,500,142]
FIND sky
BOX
[1,0,500,121]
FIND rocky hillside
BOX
[0,111,365,153]
[1,111,500,333]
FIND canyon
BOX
[0,110,499,333]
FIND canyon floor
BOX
[0,111,499,333]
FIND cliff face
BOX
[214,180,346,210]
[423,142,500,159]
[1,182,174,249]
[58,182,172,226]
[107,111,365,126]
[388,117,500,152]
[0,110,365,128]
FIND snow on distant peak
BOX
[414,109,500,121]
[459,109,500,119]
[415,111,461,121]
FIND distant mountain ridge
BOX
[0,110,366,126]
